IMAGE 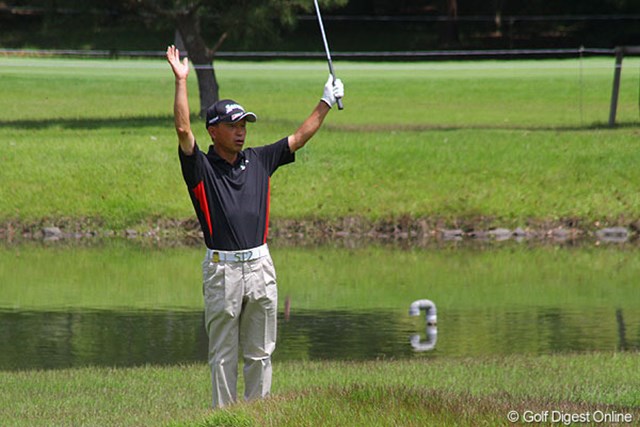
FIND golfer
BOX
[166,45,344,408]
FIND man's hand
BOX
[166,45,189,81]
[320,75,344,108]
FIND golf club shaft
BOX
[313,0,343,110]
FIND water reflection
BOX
[1,307,637,371]
[408,299,437,325]
[0,310,207,371]
[408,299,438,352]
[410,326,438,352]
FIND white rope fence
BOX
[0,47,617,61]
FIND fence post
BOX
[608,47,624,127]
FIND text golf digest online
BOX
[507,409,634,424]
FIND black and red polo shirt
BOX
[179,137,294,250]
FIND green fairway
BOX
[1,57,639,230]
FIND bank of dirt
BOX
[1,216,638,247]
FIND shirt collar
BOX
[207,144,245,168]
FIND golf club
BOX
[313,0,344,110]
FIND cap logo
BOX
[225,103,244,114]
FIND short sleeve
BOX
[253,137,295,176]
[178,141,207,188]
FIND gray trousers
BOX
[202,247,278,408]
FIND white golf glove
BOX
[321,75,344,108]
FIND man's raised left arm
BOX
[288,76,344,153]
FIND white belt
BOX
[205,244,269,263]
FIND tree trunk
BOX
[175,12,219,118]
[193,66,219,118]
[440,0,459,47]
[493,0,505,37]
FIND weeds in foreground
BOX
[176,384,640,427]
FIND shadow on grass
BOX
[325,121,640,133]
[2,115,638,132]
[0,114,176,130]
[264,117,640,133]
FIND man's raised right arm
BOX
[166,45,195,156]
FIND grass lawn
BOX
[1,57,639,230]
[1,354,638,426]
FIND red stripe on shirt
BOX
[264,177,271,243]
[192,181,213,238]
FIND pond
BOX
[1,241,638,370]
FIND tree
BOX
[121,0,347,117]
[443,0,459,46]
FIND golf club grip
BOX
[329,69,344,110]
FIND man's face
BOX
[209,119,247,155]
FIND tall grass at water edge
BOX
[0,354,638,426]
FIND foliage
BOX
[117,0,346,50]
[2,0,638,52]
[113,0,349,113]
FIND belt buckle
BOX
[212,252,220,263]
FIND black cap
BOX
[205,99,257,128]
